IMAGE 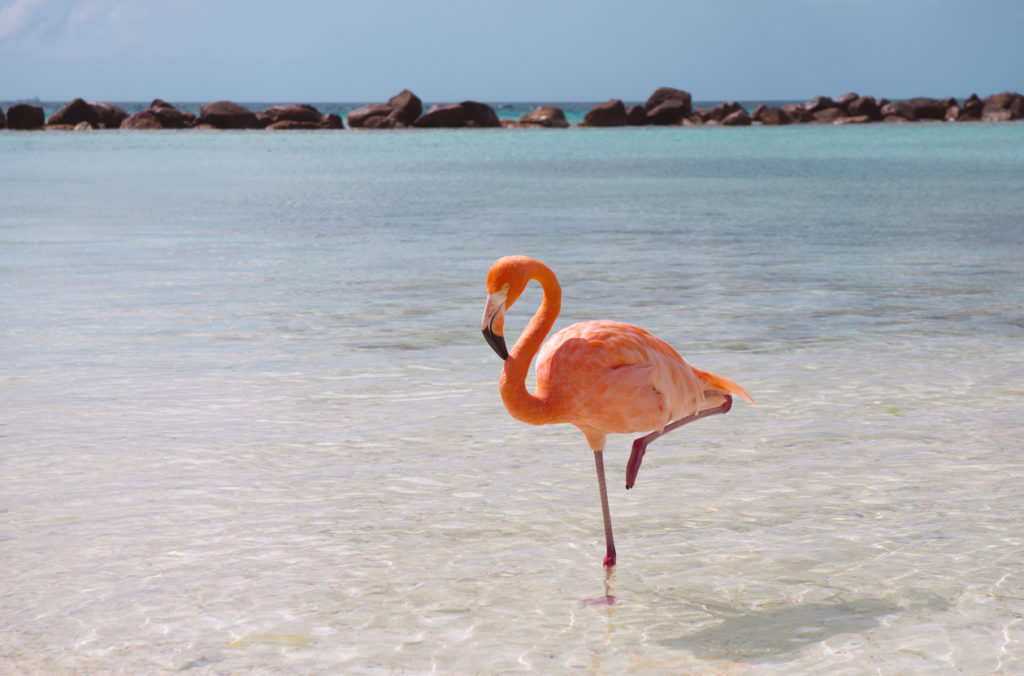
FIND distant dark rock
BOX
[90,102,128,128]
[320,113,344,129]
[582,99,628,126]
[460,101,500,127]
[645,98,688,125]
[415,103,468,127]
[811,107,847,124]
[846,96,881,121]
[519,105,569,128]
[802,96,836,115]
[349,89,423,128]
[121,110,164,130]
[783,103,808,123]
[958,94,983,121]
[413,100,500,128]
[197,101,261,129]
[881,97,946,121]
[148,100,196,128]
[833,92,859,110]
[983,91,1024,120]
[0,106,5,129]
[48,98,98,127]
[264,104,323,125]
[721,108,752,126]
[625,105,647,125]
[644,87,692,117]
[709,101,744,122]
[753,105,790,125]
[6,103,45,129]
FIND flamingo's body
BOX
[482,256,753,567]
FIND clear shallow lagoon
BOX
[2,122,1023,673]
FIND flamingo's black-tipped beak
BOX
[482,290,509,360]
[482,325,508,360]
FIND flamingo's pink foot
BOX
[625,437,647,489]
[603,550,616,568]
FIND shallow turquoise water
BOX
[2,123,1023,673]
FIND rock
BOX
[958,94,983,121]
[414,103,467,128]
[834,115,873,125]
[692,108,713,123]
[983,91,1024,119]
[945,105,960,121]
[846,95,881,120]
[644,87,692,117]
[783,103,808,123]
[90,102,128,128]
[981,105,1014,122]
[73,121,93,131]
[264,104,323,125]
[149,100,196,128]
[121,110,164,129]
[459,101,500,127]
[347,103,394,128]
[754,105,790,125]
[645,98,688,125]
[519,105,569,128]
[625,105,647,125]
[6,103,45,129]
[349,89,422,128]
[386,89,423,125]
[582,99,628,126]
[709,101,744,122]
[48,98,98,127]
[266,120,322,130]
[197,101,261,129]
[0,106,5,129]
[833,92,859,110]
[811,107,847,123]
[803,96,836,115]
[882,97,946,121]
[320,113,343,129]
[721,108,751,126]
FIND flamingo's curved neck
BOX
[500,262,561,425]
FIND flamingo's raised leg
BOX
[625,395,733,489]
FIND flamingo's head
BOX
[481,256,533,360]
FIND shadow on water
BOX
[660,598,900,663]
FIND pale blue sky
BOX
[2,0,1022,103]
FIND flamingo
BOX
[481,256,754,568]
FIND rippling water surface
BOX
[2,123,1023,673]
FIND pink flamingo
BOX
[481,256,754,567]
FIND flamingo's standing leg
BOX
[593,450,616,568]
[626,395,734,489]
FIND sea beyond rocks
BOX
[2,87,1023,131]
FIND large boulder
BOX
[90,102,128,128]
[832,92,859,110]
[708,101,745,122]
[752,105,790,125]
[413,101,500,128]
[0,106,5,129]
[148,100,196,128]
[582,99,628,126]
[348,89,422,128]
[721,108,752,126]
[264,104,323,125]
[958,94,983,121]
[982,92,1024,120]
[6,103,45,129]
[811,107,847,124]
[881,97,947,121]
[645,98,688,125]
[783,103,809,123]
[625,105,647,125]
[644,87,692,117]
[414,103,468,127]
[48,98,98,127]
[121,110,164,129]
[803,96,836,115]
[846,95,881,120]
[197,101,261,129]
[519,105,568,128]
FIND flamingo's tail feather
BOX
[692,367,756,405]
